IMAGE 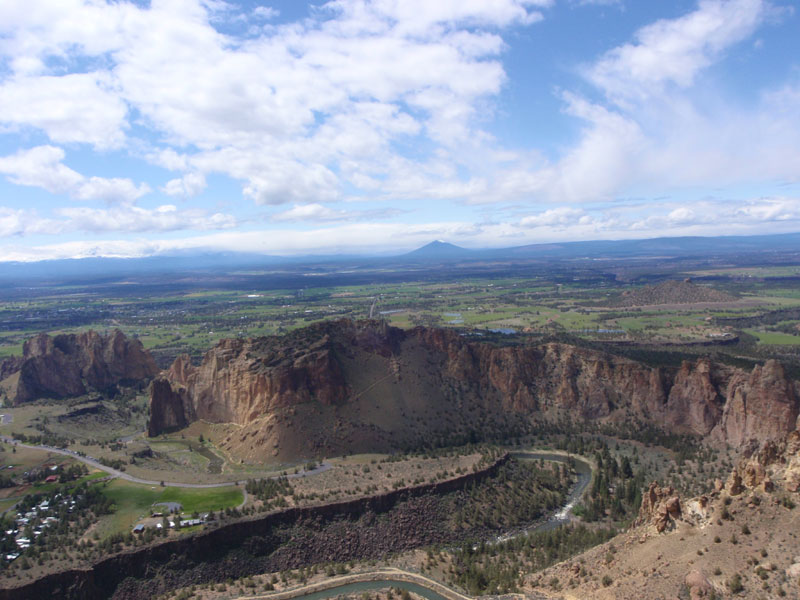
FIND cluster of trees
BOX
[596,421,700,463]
[10,430,71,448]
[98,456,126,470]
[573,444,643,523]
[449,459,570,532]
[57,464,89,483]
[245,476,292,507]
[446,524,617,595]
[22,463,88,485]
[435,438,657,595]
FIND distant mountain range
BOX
[0,231,799,282]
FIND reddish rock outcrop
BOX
[149,333,349,437]
[2,330,158,404]
[727,429,800,494]
[0,356,22,381]
[664,359,727,435]
[634,482,683,533]
[148,320,800,458]
[712,360,799,446]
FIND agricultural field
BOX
[1,269,799,370]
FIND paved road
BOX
[0,435,332,489]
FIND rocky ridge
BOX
[0,330,158,404]
[609,279,736,307]
[530,430,800,599]
[148,320,799,459]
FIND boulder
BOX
[685,570,712,600]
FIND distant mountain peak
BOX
[404,240,470,259]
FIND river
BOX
[506,451,593,535]
[272,451,592,600]
[265,580,450,600]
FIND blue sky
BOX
[0,0,798,261]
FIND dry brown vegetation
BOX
[526,487,800,599]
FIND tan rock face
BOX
[150,334,349,435]
[714,360,799,447]
[742,461,766,489]
[725,429,800,494]
[147,320,800,458]
[727,470,744,496]
[635,482,682,533]
[3,329,158,404]
[664,359,728,435]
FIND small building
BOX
[44,475,58,483]
[180,519,203,527]
[132,525,145,534]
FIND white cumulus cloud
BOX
[0,146,149,203]
[587,0,767,105]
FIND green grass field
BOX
[103,479,243,514]
[95,479,243,538]
[745,329,800,345]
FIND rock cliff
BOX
[148,320,800,459]
[727,429,800,494]
[634,482,683,533]
[1,329,158,404]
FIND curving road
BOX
[233,568,479,600]
[0,434,331,489]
